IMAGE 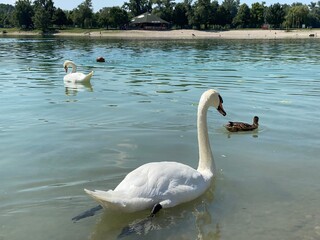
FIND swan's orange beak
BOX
[217,103,226,116]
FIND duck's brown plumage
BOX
[96,57,105,62]
[225,116,259,132]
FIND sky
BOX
[0,0,312,12]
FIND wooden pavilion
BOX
[130,12,169,30]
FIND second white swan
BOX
[85,89,226,216]
[63,60,93,83]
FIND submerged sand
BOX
[3,29,320,39]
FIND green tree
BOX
[172,2,188,28]
[183,0,193,27]
[123,0,152,17]
[97,7,128,29]
[32,0,55,31]
[192,0,212,29]
[266,3,285,28]
[33,0,55,19]
[285,4,309,28]
[233,3,250,28]
[221,0,239,25]
[308,1,320,27]
[52,8,68,28]
[14,0,34,29]
[73,0,94,28]
[97,7,111,29]
[0,4,15,27]
[209,1,219,27]
[250,2,265,28]
[33,7,50,31]
[65,10,74,26]
[153,0,175,22]
[215,5,230,26]
[108,7,129,29]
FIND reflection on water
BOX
[89,184,216,240]
[64,80,93,96]
[0,36,320,240]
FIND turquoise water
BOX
[0,36,319,240]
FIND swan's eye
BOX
[218,95,223,103]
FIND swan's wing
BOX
[115,162,208,207]
[63,72,92,82]
[64,72,85,82]
[85,162,210,212]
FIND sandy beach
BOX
[2,29,320,39]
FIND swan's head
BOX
[63,60,74,73]
[216,94,226,116]
[202,89,227,116]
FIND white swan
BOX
[63,60,93,83]
[85,89,226,215]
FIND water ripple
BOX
[1,37,320,240]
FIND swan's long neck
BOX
[69,62,77,73]
[197,97,215,177]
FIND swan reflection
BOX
[64,80,93,96]
[88,184,219,240]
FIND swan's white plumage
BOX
[63,60,93,83]
[85,89,226,213]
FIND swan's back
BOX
[85,161,211,212]
[116,162,205,195]
[63,71,93,83]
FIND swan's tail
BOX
[85,189,126,210]
[84,189,153,213]
[83,71,93,83]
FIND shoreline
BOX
[2,29,320,39]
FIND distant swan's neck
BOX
[197,98,215,177]
[69,62,76,73]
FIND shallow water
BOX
[0,36,319,240]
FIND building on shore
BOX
[130,12,169,30]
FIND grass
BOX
[1,27,42,34]
[56,28,121,34]
[0,27,115,35]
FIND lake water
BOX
[0,36,319,240]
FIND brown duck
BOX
[96,56,105,62]
[225,116,259,132]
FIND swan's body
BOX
[85,89,226,213]
[63,60,93,83]
[225,116,259,132]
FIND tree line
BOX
[1,0,320,32]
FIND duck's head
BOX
[253,116,259,125]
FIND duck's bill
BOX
[217,104,226,116]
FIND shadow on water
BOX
[83,183,220,240]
